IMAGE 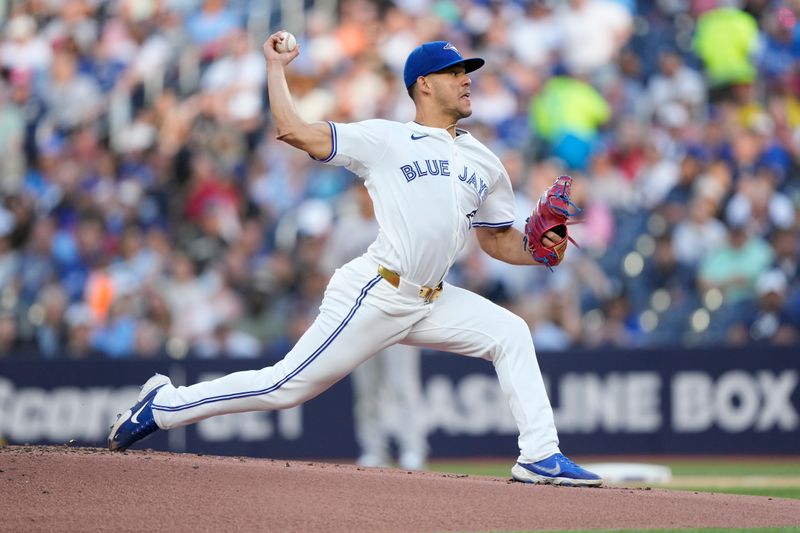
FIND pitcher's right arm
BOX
[263,31,332,160]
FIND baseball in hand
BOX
[275,31,296,53]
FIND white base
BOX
[581,462,672,484]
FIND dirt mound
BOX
[2,446,799,532]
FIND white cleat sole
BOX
[136,374,172,402]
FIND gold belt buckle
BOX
[419,283,443,303]
[377,265,400,288]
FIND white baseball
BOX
[275,31,296,53]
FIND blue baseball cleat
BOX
[108,374,171,451]
[512,453,603,487]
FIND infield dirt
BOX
[1,446,799,532]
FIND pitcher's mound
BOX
[1,446,799,532]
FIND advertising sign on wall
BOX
[0,347,797,458]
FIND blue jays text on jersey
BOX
[399,160,489,201]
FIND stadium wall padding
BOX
[0,346,797,457]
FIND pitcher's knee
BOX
[511,314,535,346]
[485,314,534,360]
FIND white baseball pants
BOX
[151,255,560,463]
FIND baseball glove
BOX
[522,175,582,270]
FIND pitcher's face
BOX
[426,64,473,119]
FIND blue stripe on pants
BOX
[152,274,382,413]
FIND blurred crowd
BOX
[0,0,798,360]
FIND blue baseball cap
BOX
[403,41,484,89]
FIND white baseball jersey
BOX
[151,119,560,465]
[319,120,515,286]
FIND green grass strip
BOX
[517,528,800,533]
[427,462,800,500]
[667,462,800,477]
[670,486,800,500]
[429,461,800,478]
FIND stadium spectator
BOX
[470,70,518,128]
[200,29,266,128]
[520,293,577,351]
[31,283,69,358]
[693,6,759,102]
[42,0,99,57]
[0,311,23,357]
[727,269,798,345]
[633,139,681,210]
[757,7,800,90]
[1,15,52,78]
[0,1,796,358]
[90,293,139,358]
[584,291,643,348]
[672,195,728,268]
[529,74,611,170]
[725,165,796,237]
[63,303,101,359]
[15,217,58,309]
[507,0,559,72]
[646,49,706,122]
[41,49,104,133]
[659,147,708,225]
[771,227,799,285]
[554,0,633,83]
[697,211,774,303]
[0,205,18,287]
[586,145,635,211]
[186,0,240,58]
[0,81,26,193]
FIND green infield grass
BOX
[517,527,798,533]
[428,458,800,500]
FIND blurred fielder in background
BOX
[322,183,428,470]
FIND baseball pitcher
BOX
[109,34,602,487]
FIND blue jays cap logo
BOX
[403,41,485,89]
